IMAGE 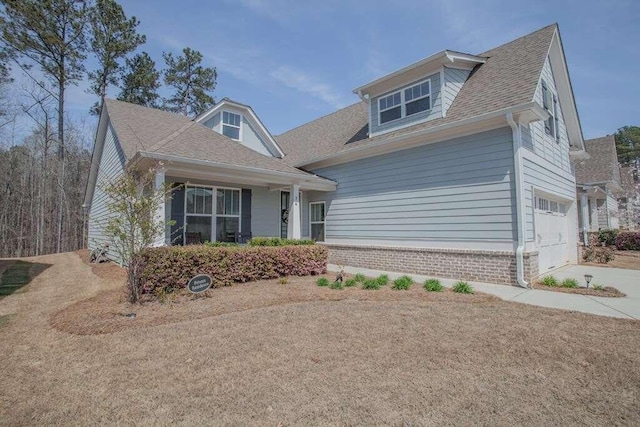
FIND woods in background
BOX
[0,0,217,258]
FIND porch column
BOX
[153,167,166,247]
[580,192,589,244]
[287,184,301,239]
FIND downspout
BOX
[506,113,529,288]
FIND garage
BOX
[535,195,570,273]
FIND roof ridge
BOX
[276,101,365,137]
[479,23,557,56]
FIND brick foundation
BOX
[326,243,539,286]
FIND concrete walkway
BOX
[328,263,640,320]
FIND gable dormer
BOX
[195,98,284,158]
[353,50,486,137]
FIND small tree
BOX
[102,165,175,303]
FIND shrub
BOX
[592,284,604,291]
[615,231,640,251]
[354,273,366,283]
[561,278,579,288]
[392,275,413,290]
[361,279,381,290]
[344,278,357,287]
[316,277,330,287]
[598,229,619,247]
[452,281,474,294]
[278,277,288,285]
[330,280,344,290]
[582,246,615,264]
[132,244,328,296]
[424,278,443,292]
[204,241,238,247]
[248,237,315,247]
[376,274,389,286]
[539,275,558,287]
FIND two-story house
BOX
[85,23,587,286]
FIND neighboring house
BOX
[85,23,587,285]
[618,166,639,230]
[574,135,623,243]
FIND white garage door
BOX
[535,196,570,273]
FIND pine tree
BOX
[117,52,160,107]
[615,126,640,167]
[162,47,216,117]
[0,0,88,253]
[87,0,145,115]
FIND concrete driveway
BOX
[329,264,640,320]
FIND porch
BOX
[577,184,619,243]
[147,158,336,246]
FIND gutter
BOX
[506,113,529,288]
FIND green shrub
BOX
[316,277,330,287]
[344,278,357,287]
[539,275,558,287]
[354,273,366,283]
[598,229,619,247]
[133,245,328,296]
[452,281,474,294]
[330,280,344,290]
[561,278,579,288]
[592,284,604,291]
[376,274,389,286]
[278,277,288,285]
[424,278,443,292]
[361,279,381,290]
[392,275,413,290]
[248,237,315,247]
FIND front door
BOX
[280,191,290,238]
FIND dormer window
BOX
[222,111,241,140]
[378,79,431,125]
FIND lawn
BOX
[0,251,638,425]
[581,249,640,270]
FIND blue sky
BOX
[16,0,640,142]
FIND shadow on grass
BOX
[0,260,52,298]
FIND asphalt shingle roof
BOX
[574,135,621,185]
[104,99,317,177]
[619,167,638,196]
[276,24,557,166]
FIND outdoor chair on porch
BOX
[185,232,202,245]
[232,232,252,244]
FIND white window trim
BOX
[378,78,432,126]
[222,110,242,141]
[184,184,242,244]
[309,201,326,242]
[541,79,559,143]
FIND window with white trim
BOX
[222,111,241,140]
[536,196,567,215]
[216,188,240,242]
[309,202,326,242]
[185,186,214,244]
[378,78,431,124]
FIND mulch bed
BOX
[533,284,626,297]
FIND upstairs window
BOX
[222,111,241,140]
[541,80,559,142]
[378,78,431,125]
[379,92,401,124]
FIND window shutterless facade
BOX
[541,80,559,142]
[378,79,431,124]
[222,111,241,140]
[309,201,326,242]
[184,185,240,244]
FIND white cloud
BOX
[269,65,349,109]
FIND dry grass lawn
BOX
[581,250,640,270]
[0,251,638,425]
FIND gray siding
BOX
[442,67,471,115]
[370,72,442,135]
[526,56,571,172]
[241,118,272,156]
[87,124,126,262]
[309,127,516,245]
